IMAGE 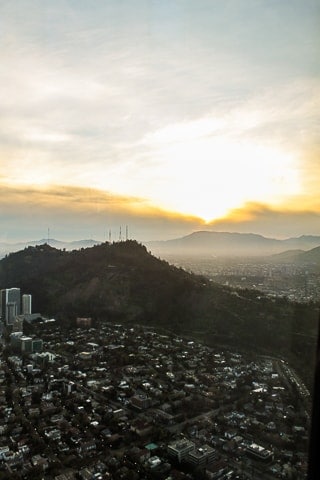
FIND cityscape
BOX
[1,1,319,479]
[162,256,320,304]
[0,285,312,479]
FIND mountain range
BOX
[2,231,320,260]
[0,240,318,388]
[147,231,320,257]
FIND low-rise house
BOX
[45,428,61,441]
[77,439,96,455]
[130,418,153,437]
[0,445,10,460]
[31,454,49,470]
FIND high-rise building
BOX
[0,288,21,325]
[22,294,32,315]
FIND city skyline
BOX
[1,1,319,242]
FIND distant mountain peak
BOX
[147,230,320,257]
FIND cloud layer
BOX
[1,184,320,244]
[0,184,203,242]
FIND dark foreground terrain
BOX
[0,241,318,389]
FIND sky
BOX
[0,0,319,242]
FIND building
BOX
[32,339,43,353]
[20,336,33,354]
[246,442,273,462]
[167,439,195,463]
[20,313,43,324]
[18,337,43,354]
[130,394,152,410]
[10,332,23,352]
[187,445,217,467]
[76,317,92,327]
[0,288,21,325]
[22,294,32,315]
[11,316,24,333]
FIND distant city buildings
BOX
[0,288,33,327]
[9,332,43,355]
[0,287,21,325]
[0,287,43,354]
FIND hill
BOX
[0,238,101,259]
[0,241,206,324]
[271,246,320,266]
[298,246,320,264]
[270,249,306,262]
[0,241,318,387]
[147,231,320,257]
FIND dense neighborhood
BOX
[0,316,311,479]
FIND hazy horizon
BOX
[2,226,320,247]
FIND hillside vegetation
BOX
[0,240,318,387]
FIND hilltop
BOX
[0,240,318,386]
[0,238,101,259]
[0,241,206,324]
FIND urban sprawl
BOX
[0,288,311,479]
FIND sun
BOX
[139,134,301,222]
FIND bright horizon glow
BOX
[4,115,302,223]
[138,120,301,221]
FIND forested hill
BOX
[0,241,208,324]
[0,241,318,386]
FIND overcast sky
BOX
[1,1,319,242]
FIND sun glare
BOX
[142,136,301,222]
[2,118,301,225]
